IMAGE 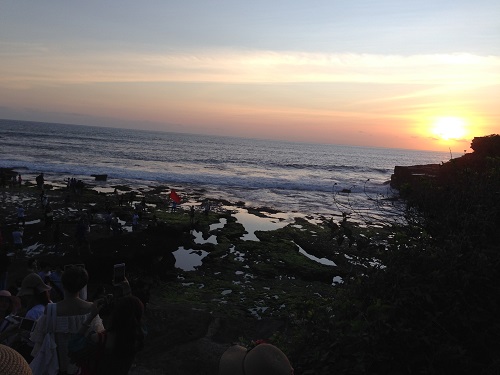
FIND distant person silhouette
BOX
[35,173,44,189]
[16,205,25,226]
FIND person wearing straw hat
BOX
[16,274,51,321]
[219,342,294,375]
[5,274,52,361]
[0,344,32,375]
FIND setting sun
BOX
[431,117,467,140]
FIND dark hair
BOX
[0,296,14,317]
[38,260,50,269]
[61,266,88,294]
[108,296,144,356]
[33,290,51,307]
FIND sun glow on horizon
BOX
[431,116,468,141]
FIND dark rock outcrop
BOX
[91,174,108,181]
[390,164,440,190]
[471,134,500,156]
[391,134,500,191]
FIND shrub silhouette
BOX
[289,135,500,375]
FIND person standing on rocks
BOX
[203,199,211,216]
[132,212,139,231]
[16,205,25,226]
[11,228,24,257]
[35,173,44,189]
[189,205,196,226]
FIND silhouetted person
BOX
[35,173,44,189]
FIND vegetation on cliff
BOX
[290,135,500,374]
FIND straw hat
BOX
[219,343,293,375]
[17,273,51,297]
[0,344,32,375]
[0,290,21,312]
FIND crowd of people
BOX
[1,266,293,375]
[0,171,293,374]
[1,264,146,375]
[1,171,209,258]
[0,171,150,374]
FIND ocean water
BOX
[0,119,448,224]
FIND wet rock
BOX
[390,164,440,190]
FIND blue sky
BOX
[1,1,499,150]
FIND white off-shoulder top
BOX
[31,312,104,374]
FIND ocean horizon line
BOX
[0,118,450,222]
[0,117,447,154]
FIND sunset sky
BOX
[1,1,499,151]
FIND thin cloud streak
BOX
[1,46,499,87]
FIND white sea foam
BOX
[0,119,449,223]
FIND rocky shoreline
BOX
[2,134,499,374]
[2,168,393,374]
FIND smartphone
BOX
[20,318,36,332]
[113,263,126,284]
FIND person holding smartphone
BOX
[112,264,132,298]
[76,295,145,375]
[68,263,143,375]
